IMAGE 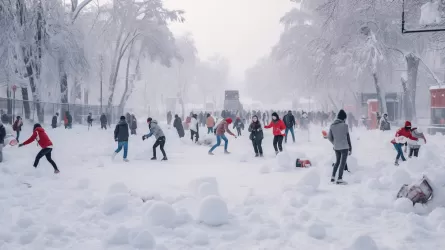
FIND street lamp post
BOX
[12,85,17,123]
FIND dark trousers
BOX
[34,148,59,171]
[101,124,107,130]
[236,127,242,136]
[153,136,166,158]
[394,143,406,162]
[131,129,137,135]
[252,138,263,154]
[273,135,284,152]
[332,149,348,180]
[191,130,199,142]
[207,127,214,134]
[409,147,419,157]
[285,127,295,143]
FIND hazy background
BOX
[165,0,294,82]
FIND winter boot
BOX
[112,152,117,160]
[54,169,60,174]
[394,160,399,166]
[260,153,264,157]
[123,158,129,162]
[161,156,168,161]
[275,151,279,155]
[255,153,259,157]
[336,179,348,185]
[208,151,214,155]
[224,150,231,154]
[330,176,335,183]
[151,157,157,160]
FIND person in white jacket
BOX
[190,114,199,143]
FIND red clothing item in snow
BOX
[264,119,286,136]
[391,127,418,144]
[22,127,53,148]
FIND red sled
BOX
[296,159,311,168]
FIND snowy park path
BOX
[1,122,445,250]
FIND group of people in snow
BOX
[391,121,426,166]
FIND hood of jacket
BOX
[118,120,127,125]
[331,119,345,125]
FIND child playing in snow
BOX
[19,123,60,174]
[407,127,426,158]
[391,121,418,166]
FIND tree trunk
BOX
[401,77,410,121]
[60,59,69,117]
[372,73,387,114]
[21,87,31,119]
[406,53,419,122]
[118,44,134,116]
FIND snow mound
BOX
[108,182,129,194]
[259,165,270,174]
[145,201,176,227]
[102,194,129,215]
[239,153,249,162]
[16,215,34,229]
[275,151,292,171]
[175,208,193,225]
[348,235,379,250]
[192,230,209,245]
[297,169,320,192]
[198,182,219,198]
[198,195,229,226]
[106,226,130,245]
[394,198,414,213]
[307,223,326,239]
[19,229,38,245]
[190,177,219,197]
[391,169,412,186]
[131,230,156,249]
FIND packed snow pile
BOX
[419,1,442,26]
[198,195,229,226]
[145,201,177,227]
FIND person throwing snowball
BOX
[208,117,236,155]
[143,118,167,161]
[19,124,60,174]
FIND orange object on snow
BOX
[296,159,312,168]
[322,130,328,138]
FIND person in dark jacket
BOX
[51,113,59,129]
[283,110,296,143]
[64,111,73,129]
[327,110,351,185]
[113,116,130,162]
[0,122,5,162]
[248,115,264,157]
[87,113,93,129]
[100,113,108,130]
[167,111,173,126]
[233,117,244,136]
[379,113,391,131]
[12,116,23,142]
[173,114,185,138]
[143,118,167,161]
[130,114,137,135]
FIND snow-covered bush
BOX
[198,195,229,226]
[145,201,176,227]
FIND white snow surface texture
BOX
[1,121,445,250]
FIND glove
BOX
[142,135,147,141]
[348,150,352,156]
[18,143,23,148]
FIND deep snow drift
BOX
[1,122,445,250]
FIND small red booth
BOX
[367,99,379,130]
[429,86,445,134]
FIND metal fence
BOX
[0,97,121,125]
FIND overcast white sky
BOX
[164,0,294,81]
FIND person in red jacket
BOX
[391,121,418,166]
[264,112,286,154]
[19,123,60,173]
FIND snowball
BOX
[348,235,379,250]
[77,179,90,189]
[391,169,412,186]
[276,151,292,170]
[198,182,219,198]
[189,177,219,196]
[106,226,129,245]
[394,198,414,213]
[131,230,156,249]
[192,230,209,245]
[102,194,128,215]
[198,195,229,226]
[108,182,129,194]
[297,169,320,191]
[307,224,326,239]
[259,165,270,174]
[175,208,193,225]
[145,201,176,227]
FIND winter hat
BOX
[147,117,152,123]
[17,116,21,119]
[226,118,233,124]
[405,121,411,128]
[337,109,347,121]
[271,112,279,120]
[33,123,42,130]
[120,116,125,120]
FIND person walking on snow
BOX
[379,113,391,131]
[113,116,130,162]
[143,118,167,161]
[233,117,244,136]
[248,115,264,157]
[190,114,199,143]
[391,121,418,165]
[408,127,426,158]
[328,110,351,185]
[208,118,236,155]
[13,116,23,142]
[283,110,296,143]
[51,113,59,129]
[100,113,108,130]
[0,122,5,162]
[173,114,185,138]
[167,111,173,126]
[206,113,216,134]
[130,114,137,135]
[87,113,93,129]
[18,124,60,174]
[264,112,286,155]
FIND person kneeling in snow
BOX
[328,110,351,185]
[142,118,167,161]
[408,127,426,158]
[391,121,418,165]
[208,118,236,155]
[19,124,60,174]
[113,116,130,162]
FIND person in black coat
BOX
[283,110,296,143]
[51,113,59,129]
[100,113,108,129]
[0,122,6,162]
[173,114,185,138]
[248,115,264,157]
[113,116,130,161]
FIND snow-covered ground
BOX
[1,122,445,250]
